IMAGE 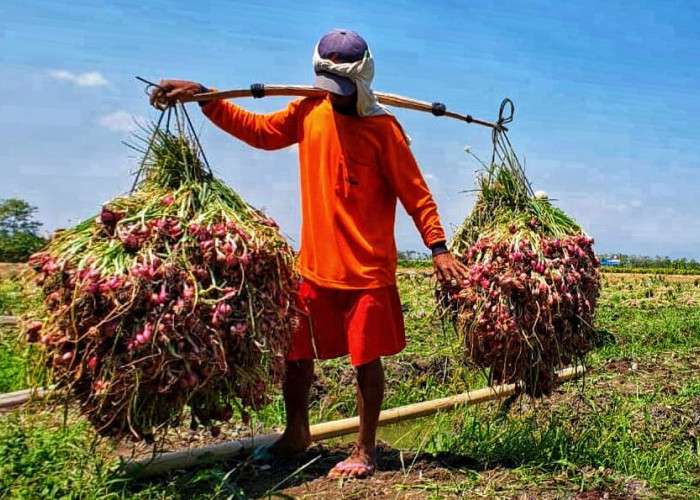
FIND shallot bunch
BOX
[24,128,298,441]
[440,155,600,396]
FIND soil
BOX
[7,264,695,498]
[201,351,699,499]
[20,352,684,498]
[226,442,475,499]
[179,441,651,499]
[603,273,698,284]
[0,263,27,280]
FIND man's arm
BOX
[381,127,468,283]
[150,79,299,150]
[201,97,300,151]
[380,130,445,248]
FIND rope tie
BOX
[250,83,266,99]
[431,102,446,116]
[131,77,213,193]
[489,98,531,195]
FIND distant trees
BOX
[597,253,700,270]
[0,199,47,262]
[397,250,430,261]
[400,250,700,270]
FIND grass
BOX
[0,412,115,499]
[1,265,700,498]
[0,280,30,317]
[397,259,700,276]
[0,326,26,394]
[601,267,700,276]
[406,272,700,497]
[0,277,43,393]
[434,381,699,495]
[0,410,253,499]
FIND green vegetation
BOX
[0,327,26,394]
[0,280,28,317]
[601,266,700,275]
[598,254,700,271]
[0,266,699,498]
[399,255,700,275]
[0,199,47,263]
[432,284,700,497]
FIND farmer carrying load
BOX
[150,28,468,479]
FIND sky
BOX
[2,0,699,258]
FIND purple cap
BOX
[313,29,368,96]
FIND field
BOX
[1,266,699,499]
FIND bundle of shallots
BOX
[24,119,298,441]
[439,156,600,396]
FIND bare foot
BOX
[327,445,376,479]
[269,427,312,458]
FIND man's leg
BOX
[270,359,314,455]
[327,357,384,478]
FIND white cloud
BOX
[75,72,108,86]
[630,199,642,208]
[48,70,108,86]
[48,70,74,81]
[99,111,144,132]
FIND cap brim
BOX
[313,72,356,96]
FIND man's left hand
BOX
[433,252,469,286]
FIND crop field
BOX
[1,265,699,499]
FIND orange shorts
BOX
[286,279,406,367]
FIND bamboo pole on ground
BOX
[0,316,18,325]
[126,365,585,476]
[0,388,50,412]
[0,315,54,411]
[0,316,29,412]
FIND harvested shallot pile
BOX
[438,156,600,396]
[23,118,298,441]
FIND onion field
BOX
[1,264,699,498]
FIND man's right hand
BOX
[149,80,206,109]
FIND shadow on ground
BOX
[121,442,479,499]
[592,329,617,349]
[238,442,478,498]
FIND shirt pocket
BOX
[341,151,380,189]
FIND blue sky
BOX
[2,0,699,258]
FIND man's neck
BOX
[332,104,358,116]
[329,92,358,116]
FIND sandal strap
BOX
[333,461,375,472]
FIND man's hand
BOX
[433,252,469,286]
[149,80,206,109]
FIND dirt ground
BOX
[0,263,24,280]
[602,273,699,284]
[200,351,700,498]
[225,442,476,499]
[206,439,649,499]
[132,355,683,499]
[97,349,700,498]
[4,264,694,498]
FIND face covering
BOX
[312,45,411,143]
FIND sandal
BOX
[327,460,376,479]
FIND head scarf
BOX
[312,45,411,143]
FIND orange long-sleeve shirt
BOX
[202,95,446,289]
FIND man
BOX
[150,28,468,479]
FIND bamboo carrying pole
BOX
[126,365,585,476]
[175,84,505,131]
